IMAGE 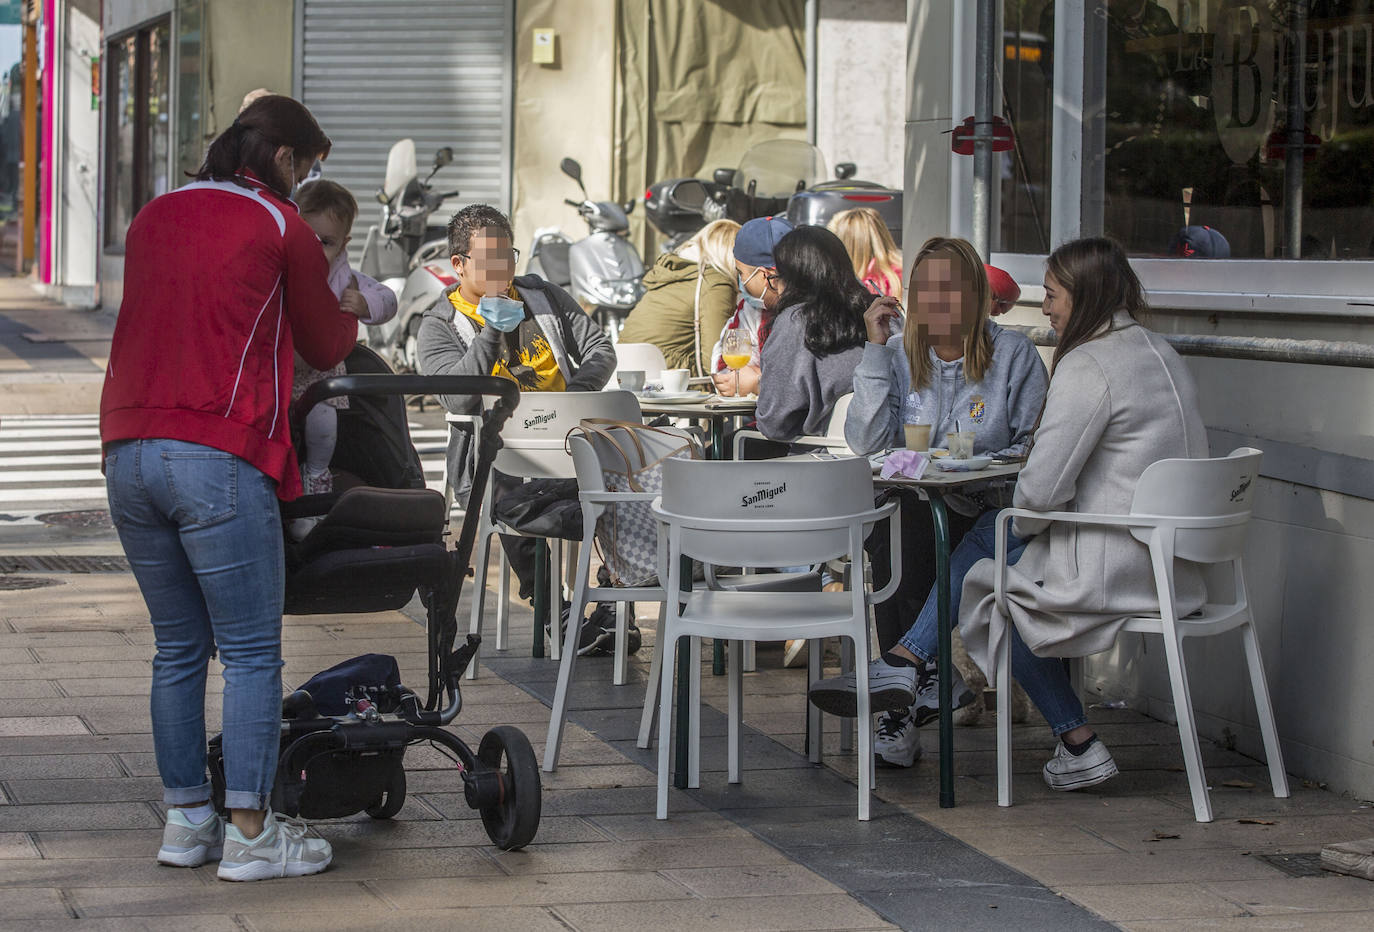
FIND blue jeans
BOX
[897,508,1087,736]
[105,439,285,810]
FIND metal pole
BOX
[805,0,818,146]
[971,0,997,260]
[1284,3,1306,259]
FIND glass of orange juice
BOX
[720,329,754,397]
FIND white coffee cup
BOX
[661,368,690,393]
[617,370,645,392]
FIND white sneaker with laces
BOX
[910,662,977,727]
[217,811,332,881]
[873,707,922,768]
[157,808,224,867]
[1043,738,1119,791]
[807,657,917,717]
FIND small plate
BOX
[931,455,993,472]
[638,390,712,403]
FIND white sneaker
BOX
[217,811,332,881]
[808,658,917,717]
[1043,738,1119,791]
[157,808,224,867]
[910,662,977,727]
[874,708,921,768]
[782,639,806,668]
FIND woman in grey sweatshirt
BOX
[809,237,1047,769]
[754,226,872,442]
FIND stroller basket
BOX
[210,367,542,851]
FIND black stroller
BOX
[209,346,538,850]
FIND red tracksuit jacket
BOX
[100,174,357,500]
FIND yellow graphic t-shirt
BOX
[449,287,567,392]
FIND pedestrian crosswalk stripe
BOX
[0,414,451,509]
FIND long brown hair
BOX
[1045,237,1146,373]
[903,236,994,390]
[193,95,331,199]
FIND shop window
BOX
[1000,1,1055,254]
[104,19,170,250]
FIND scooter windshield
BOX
[732,140,828,198]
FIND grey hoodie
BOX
[845,321,1048,458]
[756,304,867,440]
[417,274,615,500]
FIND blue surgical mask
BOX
[737,274,767,312]
[477,294,525,332]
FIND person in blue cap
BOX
[709,215,794,397]
[1168,225,1230,258]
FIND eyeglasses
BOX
[458,247,521,265]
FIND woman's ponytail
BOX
[191,96,330,198]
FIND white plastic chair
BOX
[651,456,900,821]
[730,392,856,674]
[612,342,667,385]
[465,390,642,678]
[732,391,855,459]
[991,447,1289,823]
[542,424,701,772]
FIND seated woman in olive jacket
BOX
[615,219,739,376]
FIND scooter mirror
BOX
[560,158,583,184]
[434,147,454,170]
[713,168,736,186]
[383,138,418,202]
[668,179,707,211]
[835,162,857,180]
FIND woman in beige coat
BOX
[958,237,1209,791]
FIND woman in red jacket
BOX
[100,95,357,881]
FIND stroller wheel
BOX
[475,726,542,850]
[365,767,407,819]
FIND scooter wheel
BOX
[365,766,406,819]
[476,726,541,850]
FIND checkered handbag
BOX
[571,419,701,587]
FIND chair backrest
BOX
[822,392,854,446]
[569,424,698,494]
[659,456,875,568]
[1130,447,1261,563]
[494,390,642,479]
[614,342,667,381]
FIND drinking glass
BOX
[720,330,754,397]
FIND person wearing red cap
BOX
[984,264,1021,315]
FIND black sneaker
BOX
[543,603,609,657]
[587,602,639,656]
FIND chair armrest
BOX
[866,498,902,605]
[732,429,768,461]
[579,490,659,503]
[1001,507,1163,530]
[651,502,899,534]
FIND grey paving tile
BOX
[4,776,162,804]
[243,906,568,932]
[866,885,1115,931]
[0,887,69,921]
[0,802,160,832]
[0,856,207,887]
[317,814,610,848]
[367,870,690,908]
[0,754,124,780]
[68,880,383,918]
[552,893,897,932]
[11,919,241,932]
[1058,882,1251,921]
[0,831,40,859]
[32,828,164,859]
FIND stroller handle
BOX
[295,374,520,422]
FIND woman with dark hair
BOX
[754,225,871,440]
[953,237,1208,790]
[101,95,354,880]
[809,237,1047,769]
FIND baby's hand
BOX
[339,275,368,319]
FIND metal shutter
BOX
[295,0,513,263]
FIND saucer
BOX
[931,455,993,472]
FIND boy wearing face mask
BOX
[417,204,618,649]
[709,215,792,397]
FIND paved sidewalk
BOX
[3,284,1374,929]
[0,277,110,416]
